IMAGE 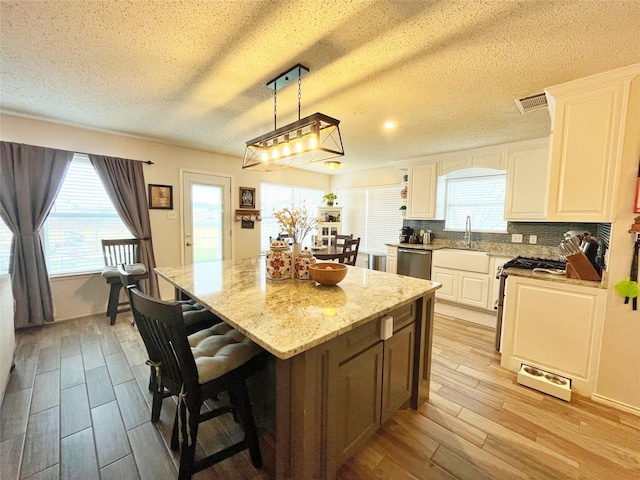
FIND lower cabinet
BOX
[336,321,415,464]
[431,266,489,309]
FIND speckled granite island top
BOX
[156,257,441,360]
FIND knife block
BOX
[565,252,601,281]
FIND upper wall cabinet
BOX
[407,163,437,219]
[504,139,549,220]
[544,64,640,222]
[440,151,506,175]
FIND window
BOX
[43,154,131,274]
[0,219,11,274]
[260,183,324,251]
[338,185,403,254]
[444,173,507,232]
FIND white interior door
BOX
[182,172,231,263]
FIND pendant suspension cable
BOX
[273,88,277,130]
[297,69,302,121]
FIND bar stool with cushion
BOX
[127,285,268,480]
[339,237,361,266]
[118,265,222,426]
[101,239,148,325]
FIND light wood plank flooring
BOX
[1,313,638,479]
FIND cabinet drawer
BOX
[339,319,381,364]
[391,302,416,333]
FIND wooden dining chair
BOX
[101,239,148,325]
[339,237,361,266]
[333,234,353,250]
[127,285,268,479]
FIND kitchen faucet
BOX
[464,215,471,249]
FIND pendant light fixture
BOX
[243,64,344,172]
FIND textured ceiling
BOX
[1,1,639,175]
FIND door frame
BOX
[179,168,234,264]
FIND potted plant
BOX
[399,205,407,217]
[323,192,337,206]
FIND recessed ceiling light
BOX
[324,160,341,169]
[384,121,395,129]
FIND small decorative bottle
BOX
[266,240,292,280]
[294,248,316,280]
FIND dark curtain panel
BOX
[88,154,159,297]
[0,142,73,328]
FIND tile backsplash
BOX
[403,220,607,247]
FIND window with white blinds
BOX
[0,220,11,274]
[444,174,507,232]
[260,182,324,251]
[43,154,131,274]
[338,185,402,254]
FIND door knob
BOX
[186,242,192,246]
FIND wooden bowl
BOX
[309,262,348,286]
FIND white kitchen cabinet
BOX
[439,152,506,175]
[431,267,489,310]
[500,275,607,396]
[386,245,397,274]
[407,163,437,219]
[544,64,640,222]
[504,141,549,220]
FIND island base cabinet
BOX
[278,296,434,480]
[336,343,383,465]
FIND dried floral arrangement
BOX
[273,203,319,244]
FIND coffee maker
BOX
[399,226,413,243]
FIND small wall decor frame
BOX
[634,163,640,214]
[148,184,173,209]
[240,186,256,209]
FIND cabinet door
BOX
[386,256,397,274]
[545,71,635,221]
[457,271,489,309]
[505,146,549,220]
[381,324,415,423]
[407,163,437,219]
[336,343,383,464]
[500,276,606,395]
[431,267,457,302]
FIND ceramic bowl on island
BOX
[308,262,348,286]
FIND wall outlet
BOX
[511,233,523,243]
[168,211,177,220]
[529,235,537,244]
[380,315,394,340]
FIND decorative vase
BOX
[294,248,316,280]
[266,240,291,280]
[292,243,302,261]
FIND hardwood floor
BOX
[1,313,638,479]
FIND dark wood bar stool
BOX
[127,285,268,479]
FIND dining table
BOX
[155,257,441,479]
[309,244,343,260]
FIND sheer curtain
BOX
[89,155,159,297]
[0,141,73,328]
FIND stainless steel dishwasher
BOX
[397,248,432,280]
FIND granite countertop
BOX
[503,267,607,289]
[155,257,441,360]
[386,241,560,258]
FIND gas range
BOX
[501,256,566,272]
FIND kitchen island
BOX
[156,257,441,479]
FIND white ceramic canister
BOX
[294,248,316,280]
[266,240,292,280]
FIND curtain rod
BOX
[75,151,154,165]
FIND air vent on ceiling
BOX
[514,92,548,114]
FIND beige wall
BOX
[594,77,640,411]
[330,165,403,191]
[0,114,331,312]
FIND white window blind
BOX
[0,219,11,274]
[338,185,402,254]
[260,182,324,251]
[43,154,131,274]
[444,174,507,232]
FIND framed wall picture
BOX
[240,186,256,209]
[148,184,173,209]
[635,163,640,213]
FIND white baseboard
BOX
[591,393,640,416]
